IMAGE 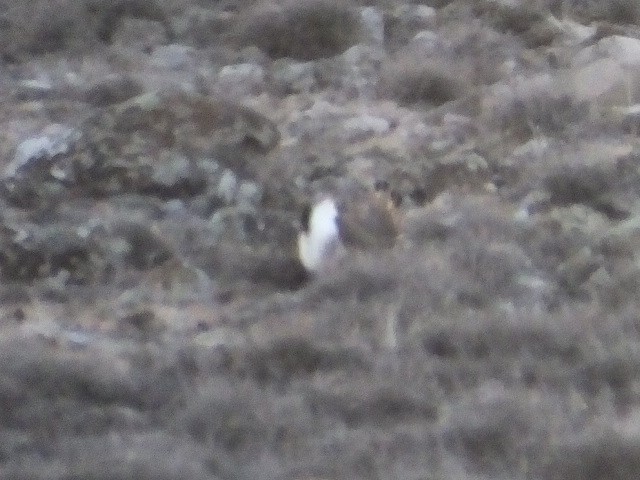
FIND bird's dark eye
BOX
[300,203,312,231]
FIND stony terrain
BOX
[3,0,640,478]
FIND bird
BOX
[297,184,401,273]
[297,197,342,273]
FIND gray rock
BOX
[237,180,262,208]
[411,30,440,52]
[598,35,640,67]
[14,78,54,101]
[150,44,195,70]
[340,44,385,98]
[193,327,246,349]
[217,169,238,204]
[84,74,144,107]
[557,246,602,293]
[149,151,194,190]
[7,124,81,178]
[396,4,436,27]
[360,7,384,46]
[543,15,596,48]
[19,318,61,343]
[217,63,265,97]
[575,35,640,68]
[63,329,94,350]
[271,59,317,94]
[570,58,626,104]
[341,114,390,142]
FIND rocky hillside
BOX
[2,0,640,478]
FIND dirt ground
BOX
[3,0,640,479]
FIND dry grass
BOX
[378,54,466,107]
[229,0,360,61]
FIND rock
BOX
[14,78,55,101]
[341,114,391,142]
[147,151,202,197]
[19,318,61,343]
[569,35,640,107]
[83,74,144,107]
[0,220,104,284]
[396,4,436,28]
[237,181,262,208]
[599,35,640,66]
[359,7,384,46]
[543,15,596,47]
[216,63,265,97]
[557,246,603,295]
[340,44,384,97]
[150,44,195,70]
[511,137,551,161]
[411,30,440,51]
[518,190,552,218]
[271,59,317,94]
[106,220,174,271]
[575,35,640,68]
[63,329,94,350]
[217,169,238,205]
[7,124,81,178]
[193,327,246,350]
[570,58,627,104]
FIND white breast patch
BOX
[298,198,341,272]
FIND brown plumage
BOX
[297,184,401,272]
[337,189,400,249]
